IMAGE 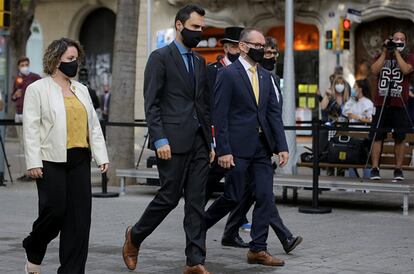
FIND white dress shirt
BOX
[238,56,257,86]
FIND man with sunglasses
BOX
[205,28,288,266]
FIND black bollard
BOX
[92,120,119,198]
[298,116,331,214]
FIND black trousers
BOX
[222,184,292,242]
[205,160,249,233]
[23,148,92,274]
[205,136,274,251]
[131,131,209,266]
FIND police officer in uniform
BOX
[207,27,244,104]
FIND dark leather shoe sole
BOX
[284,236,303,254]
[247,258,285,266]
[221,239,249,248]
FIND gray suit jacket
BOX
[144,42,212,153]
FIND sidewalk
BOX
[1,183,414,274]
[1,139,414,273]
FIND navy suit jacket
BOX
[213,59,288,158]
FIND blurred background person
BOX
[343,79,374,178]
[11,56,41,181]
[321,75,351,176]
[78,67,101,110]
[321,75,351,122]
[100,83,111,121]
[207,26,244,106]
[355,60,375,100]
[343,79,374,124]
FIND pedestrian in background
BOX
[22,37,109,274]
[11,56,41,181]
[343,79,374,178]
[78,67,101,110]
[321,75,351,176]
[100,83,111,121]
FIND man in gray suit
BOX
[122,4,214,274]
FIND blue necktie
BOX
[185,52,195,91]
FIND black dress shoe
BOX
[221,234,249,248]
[282,236,303,254]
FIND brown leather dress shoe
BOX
[183,264,212,274]
[247,250,285,266]
[122,226,139,270]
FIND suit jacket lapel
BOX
[169,43,192,94]
[235,60,257,108]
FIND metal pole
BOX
[281,0,297,174]
[299,116,332,214]
[147,0,152,57]
[92,121,119,198]
[0,30,9,186]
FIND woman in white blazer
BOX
[22,38,109,274]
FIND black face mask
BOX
[227,52,240,63]
[260,57,276,71]
[246,47,264,63]
[181,27,203,48]
[59,60,78,78]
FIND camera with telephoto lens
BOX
[384,38,404,50]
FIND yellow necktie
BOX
[249,66,259,104]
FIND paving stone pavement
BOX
[1,139,414,273]
[1,182,414,274]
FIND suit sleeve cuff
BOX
[154,138,169,149]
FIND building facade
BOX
[29,0,414,119]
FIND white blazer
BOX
[23,76,109,170]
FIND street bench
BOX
[116,168,414,215]
[274,174,414,215]
[298,132,414,172]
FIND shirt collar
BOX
[239,55,256,72]
[173,39,190,55]
[223,56,232,66]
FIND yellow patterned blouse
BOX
[64,96,89,149]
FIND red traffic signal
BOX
[342,18,351,30]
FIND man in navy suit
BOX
[221,36,303,255]
[205,28,288,266]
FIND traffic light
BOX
[340,17,351,50]
[0,0,11,28]
[325,29,336,50]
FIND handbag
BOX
[327,136,368,164]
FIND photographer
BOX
[369,30,414,181]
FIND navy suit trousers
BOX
[205,135,275,251]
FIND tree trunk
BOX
[10,0,37,61]
[106,0,140,185]
[7,0,37,128]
